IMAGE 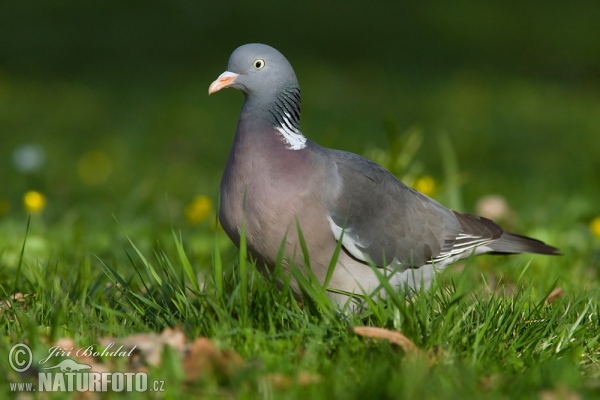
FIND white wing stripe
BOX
[429,238,494,264]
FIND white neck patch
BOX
[274,111,306,150]
[275,126,307,150]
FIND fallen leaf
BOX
[480,374,502,390]
[353,326,419,353]
[539,387,581,400]
[297,371,321,386]
[547,288,564,304]
[99,326,186,367]
[264,371,321,389]
[47,337,98,370]
[183,337,243,382]
[264,373,293,389]
[425,344,449,364]
[53,337,76,353]
[0,293,35,313]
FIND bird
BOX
[208,43,559,308]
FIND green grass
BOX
[1,221,599,399]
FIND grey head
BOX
[209,43,303,134]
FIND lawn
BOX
[1,1,600,398]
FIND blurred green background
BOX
[1,1,599,280]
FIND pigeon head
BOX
[209,43,298,98]
[209,44,303,138]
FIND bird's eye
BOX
[253,59,265,70]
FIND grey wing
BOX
[325,149,464,268]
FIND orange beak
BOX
[208,71,239,95]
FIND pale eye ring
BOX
[253,59,265,70]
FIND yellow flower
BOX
[23,191,46,213]
[78,150,113,185]
[590,217,600,238]
[414,175,436,197]
[185,195,213,224]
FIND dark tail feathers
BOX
[488,232,561,255]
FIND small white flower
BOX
[12,143,46,173]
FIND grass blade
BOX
[172,230,199,292]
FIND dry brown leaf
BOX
[48,337,102,371]
[160,327,187,350]
[183,337,243,382]
[53,337,76,353]
[264,373,293,389]
[297,371,321,386]
[264,371,321,389]
[539,387,581,400]
[480,374,502,390]
[0,293,35,313]
[353,326,419,353]
[547,288,564,304]
[425,344,449,365]
[99,326,186,367]
[44,329,246,388]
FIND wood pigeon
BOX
[209,43,559,306]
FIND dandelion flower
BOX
[590,217,600,239]
[414,175,436,197]
[23,191,46,213]
[185,195,212,224]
